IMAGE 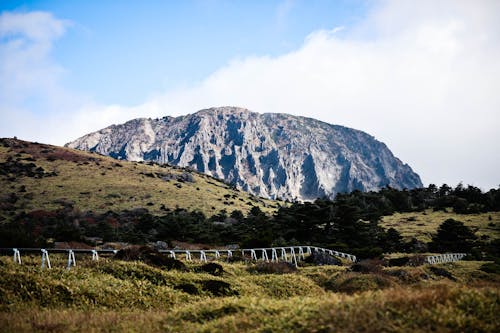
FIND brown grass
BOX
[0,138,281,218]
[0,256,498,332]
[380,210,500,242]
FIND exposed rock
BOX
[305,251,342,266]
[66,107,422,201]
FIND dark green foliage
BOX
[383,228,404,252]
[174,283,200,295]
[114,246,186,270]
[182,304,245,323]
[201,280,238,296]
[429,219,477,252]
[387,257,410,267]
[1,183,498,259]
[479,262,500,274]
[428,266,456,281]
[199,263,224,276]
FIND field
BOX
[1,254,499,332]
[380,210,500,242]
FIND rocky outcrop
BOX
[66,107,422,200]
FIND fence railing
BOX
[2,247,468,269]
[425,253,467,264]
[1,246,357,269]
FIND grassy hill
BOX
[380,210,500,242]
[0,255,498,332]
[1,137,499,254]
[0,138,281,220]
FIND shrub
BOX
[480,262,500,274]
[351,259,384,274]
[428,266,456,281]
[251,262,297,274]
[387,256,410,267]
[174,283,200,295]
[201,280,238,297]
[114,246,186,270]
[199,263,224,276]
[326,272,395,293]
[429,218,477,252]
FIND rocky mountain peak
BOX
[66,107,422,201]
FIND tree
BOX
[429,219,477,252]
[383,227,404,252]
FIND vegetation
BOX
[0,255,498,332]
[1,138,499,262]
[1,138,499,331]
[0,138,279,219]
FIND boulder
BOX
[305,251,342,266]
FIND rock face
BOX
[66,107,422,201]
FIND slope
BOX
[0,138,280,221]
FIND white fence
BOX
[425,253,467,264]
[3,247,468,269]
[3,245,356,269]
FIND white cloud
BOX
[1,1,499,190]
[0,11,67,41]
[0,11,80,143]
[144,0,500,189]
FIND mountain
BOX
[66,107,422,201]
[0,138,277,220]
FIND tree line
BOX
[1,183,498,260]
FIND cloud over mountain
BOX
[1,1,499,189]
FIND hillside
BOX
[66,107,422,201]
[0,138,280,220]
[0,255,498,332]
[381,210,500,243]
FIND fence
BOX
[425,253,467,264]
[2,247,468,269]
[2,245,356,269]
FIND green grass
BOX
[0,139,281,218]
[0,255,498,332]
[380,209,500,242]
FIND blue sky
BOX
[1,0,369,105]
[1,1,499,190]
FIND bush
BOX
[429,219,477,252]
[114,246,186,270]
[326,272,395,293]
[251,262,297,274]
[174,283,200,295]
[428,266,456,281]
[201,280,238,297]
[351,259,384,274]
[480,262,500,274]
[199,263,224,276]
[387,257,410,267]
